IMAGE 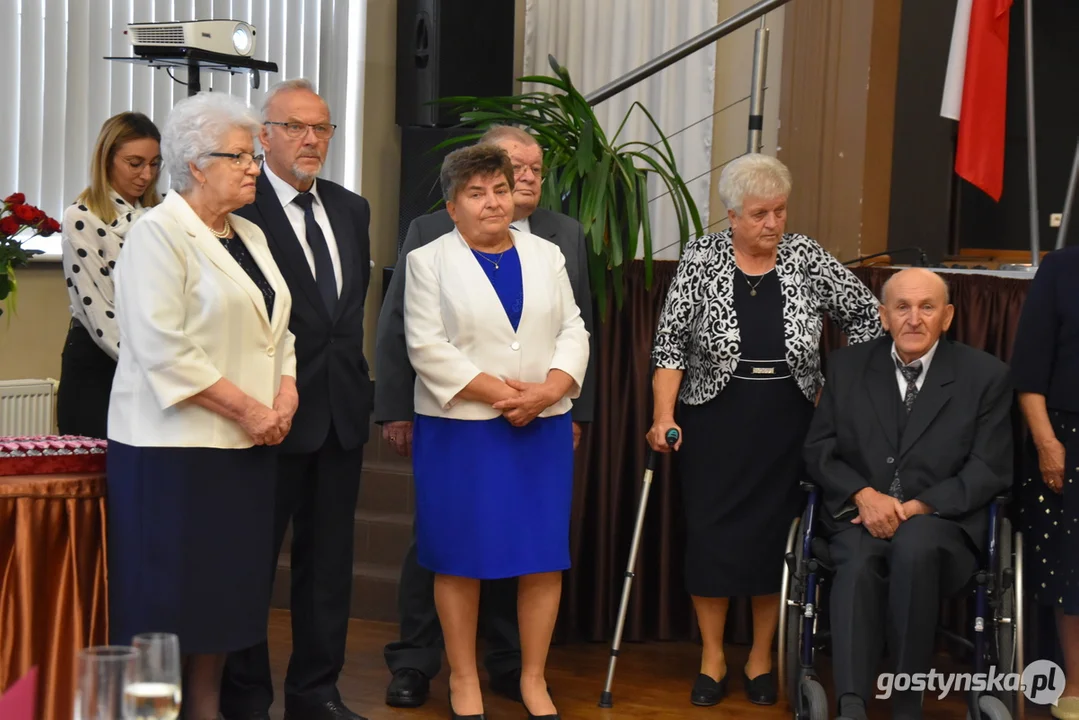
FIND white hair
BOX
[480,124,539,148]
[162,92,261,192]
[261,78,328,122]
[717,153,793,215]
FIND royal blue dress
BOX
[412,246,574,580]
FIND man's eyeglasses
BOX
[206,151,265,168]
[512,163,543,179]
[264,121,337,139]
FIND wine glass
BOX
[128,633,183,720]
[74,646,138,720]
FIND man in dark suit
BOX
[803,268,1013,720]
[375,125,596,708]
[220,80,372,720]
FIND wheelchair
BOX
[777,483,1024,720]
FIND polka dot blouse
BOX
[60,190,146,360]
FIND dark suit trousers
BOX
[221,428,363,713]
[828,515,978,719]
[383,532,522,679]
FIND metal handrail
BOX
[584,0,794,106]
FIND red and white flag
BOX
[940,0,1013,201]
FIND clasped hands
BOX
[851,487,933,539]
[492,378,559,428]
[240,385,298,446]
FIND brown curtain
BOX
[0,473,109,720]
[559,261,1055,662]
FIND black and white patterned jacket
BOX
[652,230,883,405]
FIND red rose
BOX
[31,207,46,223]
[0,216,20,236]
[41,217,61,236]
[4,193,25,206]
[12,204,36,223]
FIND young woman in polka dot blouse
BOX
[57,112,162,439]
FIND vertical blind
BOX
[0,0,366,238]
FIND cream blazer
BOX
[404,228,590,420]
[107,191,297,449]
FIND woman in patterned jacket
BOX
[57,112,162,438]
[646,153,882,708]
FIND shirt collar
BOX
[109,187,143,210]
[263,161,320,209]
[509,215,531,235]
[891,338,941,373]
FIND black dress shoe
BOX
[489,669,523,703]
[742,667,777,705]
[282,699,367,720]
[524,705,561,720]
[386,668,430,708]
[690,672,729,706]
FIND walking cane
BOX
[598,427,680,708]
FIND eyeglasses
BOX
[264,121,337,139]
[120,156,162,172]
[206,151,264,168]
[512,163,543,179]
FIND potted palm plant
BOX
[437,55,703,315]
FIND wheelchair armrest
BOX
[800,481,818,493]
[992,492,1012,506]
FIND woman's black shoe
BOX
[742,667,778,705]
[524,703,560,720]
[690,672,729,706]
[448,690,485,720]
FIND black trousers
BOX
[382,535,522,680]
[828,514,979,719]
[56,320,116,439]
[220,429,363,713]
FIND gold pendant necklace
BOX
[740,269,766,296]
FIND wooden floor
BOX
[260,609,1053,720]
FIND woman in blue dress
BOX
[402,143,590,720]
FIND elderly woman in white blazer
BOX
[106,92,297,719]
[403,143,589,720]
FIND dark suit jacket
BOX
[803,336,1014,548]
[235,172,373,453]
[373,207,596,424]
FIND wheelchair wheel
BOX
[1013,531,1025,720]
[778,516,802,706]
[799,677,828,720]
[966,694,1013,720]
[995,519,1020,716]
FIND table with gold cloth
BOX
[0,472,109,720]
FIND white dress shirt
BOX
[891,339,940,397]
[509,215,532,236]
[262,162,343,295]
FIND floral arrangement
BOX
[0,192,60,317]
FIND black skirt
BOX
[106,440,278,653]
[675,268,813,598]
[57,320,116,439]
[1020,409,1079,615]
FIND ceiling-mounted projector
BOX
[127,20,256,59]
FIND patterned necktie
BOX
[898,359,923,412]
[888,358,924,500]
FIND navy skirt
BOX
[412,412,574,580]
[106,440,277,654]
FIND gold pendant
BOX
[750,289,757,296]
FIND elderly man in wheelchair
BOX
[790,269,1018,720]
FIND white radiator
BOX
[0,378,59,436]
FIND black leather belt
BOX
[732,358,792,380]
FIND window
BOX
[0,0,366,259]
